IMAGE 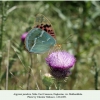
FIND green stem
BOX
[95,68,98,90]
[5,40,10,90]
[56,81,61,90]
[27,53,33,90]
[46,86,50,90]
[94,59,98,90]
[0,42,23,82]
[0,1,6,84]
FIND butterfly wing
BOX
[25,28,56,53]
[25,28,40,51]
[34,14,56,38]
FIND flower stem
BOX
[56,80,61,90]
[27,53,33,90]
[5,40,10,90]
[92,48,99,90]
[0,1,7,85]
[0,1,4,80]
[93,58,98,90]
[46,86,50,90]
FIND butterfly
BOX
[25,14,56,54]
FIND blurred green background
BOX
[0,1,100,90]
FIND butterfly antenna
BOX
[60,33,74,45]
[66,33,73,41]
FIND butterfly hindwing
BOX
[25,28,56,53]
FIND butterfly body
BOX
[25,28,56,53]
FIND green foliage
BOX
[0,1,100,90]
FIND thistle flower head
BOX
[46,51,76,79]
[21,32,28,42]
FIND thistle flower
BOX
[21,32,28,42]
[46,51,76,79]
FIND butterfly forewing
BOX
[34,14,56,38]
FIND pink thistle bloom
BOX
[21,32,28,42]
[46,51,76,79]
